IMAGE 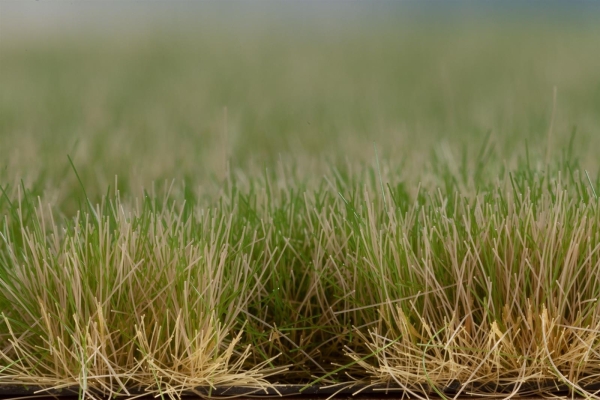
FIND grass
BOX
[2,2,600,399]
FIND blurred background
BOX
[1,1,600,205]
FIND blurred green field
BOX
[2,3,600,398]
[2,3,600,205]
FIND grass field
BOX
[2,2,600,399]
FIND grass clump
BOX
[0,190,284,398]
[344,171,600,397]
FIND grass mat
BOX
[2,3,600,399]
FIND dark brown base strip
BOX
[1,381,600,398]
